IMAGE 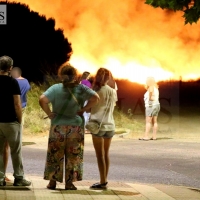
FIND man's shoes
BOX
[0,179,6,186]
[13,178,31,186]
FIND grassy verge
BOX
[23,83,144,135]
[23,83,50,135]
[114,109,144,134]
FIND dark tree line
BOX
[0,2,72,83]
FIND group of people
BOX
[0,55,160,190]
[39,65,118,190]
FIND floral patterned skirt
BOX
[44,125,84,183]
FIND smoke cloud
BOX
[16,0,200,82]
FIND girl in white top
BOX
[139,77,160,141]
[89,68,117,189]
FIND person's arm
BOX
[13,95,22,124]
[39,94,55,119]
[113,89,118,106]
[148,86,154,101]
[79,93,99,113]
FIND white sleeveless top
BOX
[144,86,160,107]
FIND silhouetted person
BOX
[0,55,31,186]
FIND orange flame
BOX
[16,0,200,83]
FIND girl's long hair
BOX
[58,63,79,88]
[107,71,116,89]
[92,68,110,91]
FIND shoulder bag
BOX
[86,90,112,134]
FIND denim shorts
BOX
[92,130,115,138]
[145,104,160,117]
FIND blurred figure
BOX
[39,64,99,190]
[11,67,31,115]
[80,71,92,127]
[80,71,91,88]
[139,77,160,141]
[90,68,118,189]
[0,56,31,186]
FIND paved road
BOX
[7,135,200,189]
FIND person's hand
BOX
[48,112,57,119]
[17,120,22,125]
[77,110,84,117]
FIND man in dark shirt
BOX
[0,55,31,186]
[3,67,31,182]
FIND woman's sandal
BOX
[90,182,108,189]
[65,183,77,190]
[139,138,150,141]
[150,137,157,140]
[47,180,56,190]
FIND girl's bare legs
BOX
[152,116,158,139]
[143,116,152,139]
[92,136,112,184]
[104,138,112,178]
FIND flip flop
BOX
[150,138,157,140]
[90,182,108,189]
[139,138,150,141]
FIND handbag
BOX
[85,120,101,134]
[86,90,112,134]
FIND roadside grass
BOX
[114,109,144,135]
[22,84,200,141]
[23,83,144,135]
[23,83,50,135]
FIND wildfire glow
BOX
[70,56,173,84]
[15,0,200,83]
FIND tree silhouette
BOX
[0,2,72,83]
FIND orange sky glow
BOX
[16,0,200,84]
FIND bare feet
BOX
[5,177,11,182]
[65,182,77,190]
[47,180,56,190]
